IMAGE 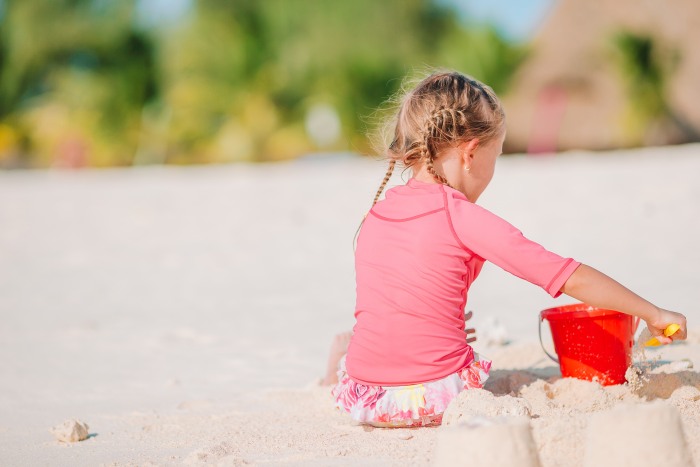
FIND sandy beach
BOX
[1,144,699,466]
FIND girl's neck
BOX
[411,172,439,185]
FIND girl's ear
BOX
[460,139,479,165]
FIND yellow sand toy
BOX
[644,324,681,347]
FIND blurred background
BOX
[1,0,698,169]
[2,3,699,463]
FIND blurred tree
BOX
[436,25,527,95]
[613,31,698,145]
[0,0,159,166]
[160,0,524,162]
[0,0,525,167]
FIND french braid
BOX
[420,107,469,188]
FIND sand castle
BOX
[435,416,541,467]
[436,391,696,467]
[584,402,693,466]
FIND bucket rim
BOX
[540,303,626,320]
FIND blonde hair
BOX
[372,70,505,204]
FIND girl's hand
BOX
[464,310,477,344]
[561,264,688,346]
[646,308,687,345]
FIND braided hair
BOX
[376,72,503,197]
[355,70,505,250]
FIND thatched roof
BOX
[501,0,700,153]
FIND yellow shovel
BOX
[644,324,681,347]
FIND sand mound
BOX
[519,377,633,414]
[442,389,531,426]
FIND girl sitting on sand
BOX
[325,70,687,428]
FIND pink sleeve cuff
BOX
[545,259,581,298]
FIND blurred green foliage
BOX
[0,0,526,167]
[612,31,698,145]
[613,32,672,144]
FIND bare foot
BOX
[322,331,353,385]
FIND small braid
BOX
[372,159,396,206]
[454,108,467,127]
[421,108,458,188]
[425,156,453,188]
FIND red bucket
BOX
[539,303,639,385]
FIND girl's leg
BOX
[322,331,352,385]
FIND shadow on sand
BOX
[485,367,561,396]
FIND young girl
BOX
[326,70,687,428]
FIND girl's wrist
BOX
[641,304,662,324]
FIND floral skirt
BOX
[331,349,491,428]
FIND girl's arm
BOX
[561,264,687,344]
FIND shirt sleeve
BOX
[446,193,580,298]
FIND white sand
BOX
[1,144,699,466]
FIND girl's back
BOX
[347,177,577,386]
[348,178,478,386]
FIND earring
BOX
[464,165,471,172]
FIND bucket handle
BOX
[538,312,559,364]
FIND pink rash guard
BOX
[345,177,580,386]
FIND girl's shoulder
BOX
[442,186,517,233]
[442,185,491,216]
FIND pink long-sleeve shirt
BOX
[345,177,580,386]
